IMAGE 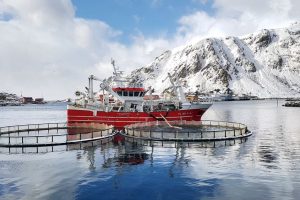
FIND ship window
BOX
[134,92,139,96]
[140,92,145,97]
[163,104,176,111]
[123,91,128,96]
[112,106,119,111]
[117,91,122,96]
[130,104,137,109]
[129,91,133,96]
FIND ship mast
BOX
[111,58,118,76]
[111,58,124,80]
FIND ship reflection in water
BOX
[103,152,149,167]
[0,100,300,200]
[117,153,149,165]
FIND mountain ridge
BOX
[129,23,300,98]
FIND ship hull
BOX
[67,106,209,129]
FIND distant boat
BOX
[236,94,251,101]
[283,101,300,107]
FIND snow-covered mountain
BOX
[130,23,300,98]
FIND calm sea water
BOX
[0,100,300,200]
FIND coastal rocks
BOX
[0,92,21,106]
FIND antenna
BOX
[111,58,118,75]
[111,58,115,67]
[110,58,124,78]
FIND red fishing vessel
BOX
[67,60,212,129]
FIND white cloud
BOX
[0,0,299,99]
[176,0,299,44]
[0,0,167,99]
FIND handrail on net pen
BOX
[0,122,67,130]
[1,133,115,146]
[0,124,113,136]
[125,120,247,129]
[0,123,70,135]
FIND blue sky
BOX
[72,0,215,43]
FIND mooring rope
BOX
[159,114,182,129]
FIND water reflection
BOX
[167,146,190,178]
[0,138,112,154]
[73,142,225,200]
[258,144,279,169]
[102,143,149,168]
[0,100,300,200]
[126,137,249,149]
[84,146,97,171]
[118,153,149,165]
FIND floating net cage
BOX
[123,120,252,142]
[0,120,252,151]
[0,122,114,148]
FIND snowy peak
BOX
[130,24,300,98]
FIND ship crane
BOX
[87,73,126,109]
[88,75,102,101]
[99,80,125,103]
[162,72,187,103]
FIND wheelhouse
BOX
[112,87,146,97]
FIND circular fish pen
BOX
[122,120,252,142]
[0,122,115,148]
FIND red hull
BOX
[67,108,206,129]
